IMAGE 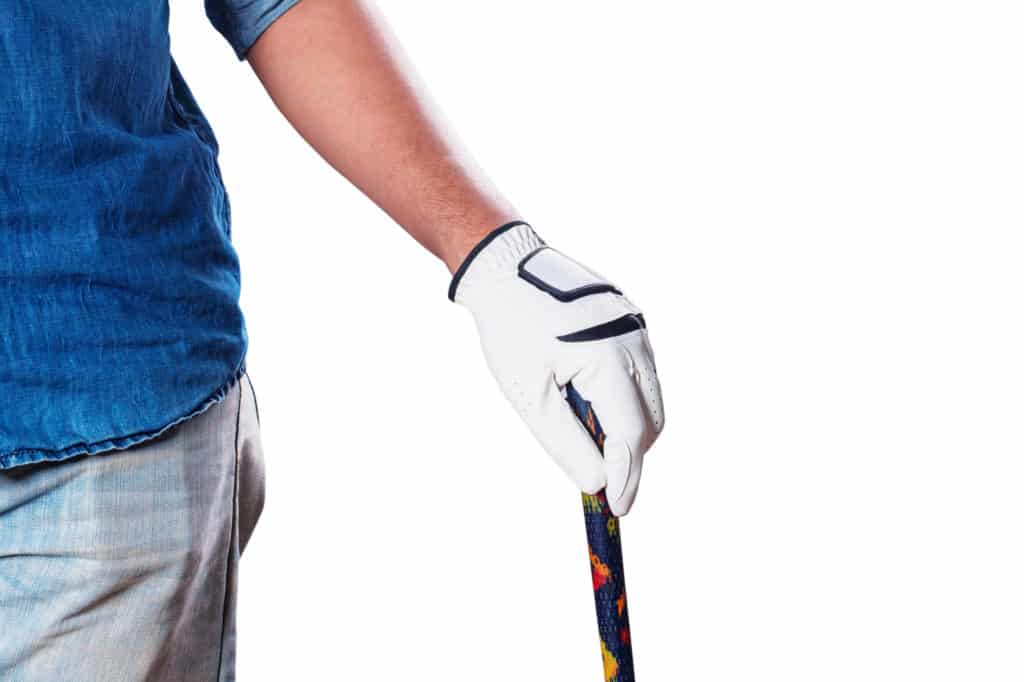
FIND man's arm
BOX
[247,0,664,515]
[247,0,514,273]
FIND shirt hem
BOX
[0,360,247,470]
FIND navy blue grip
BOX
[565,383,636,682]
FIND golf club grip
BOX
[566,383,636,682]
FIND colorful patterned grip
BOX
[566,383,636,682]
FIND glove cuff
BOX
[448,221,544,304]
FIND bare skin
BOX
[247,0,520,273]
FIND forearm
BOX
[247,0,518,272]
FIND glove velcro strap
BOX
[517,247,621,302]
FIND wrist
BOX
[448,221,543,303]
[441,210,524,275]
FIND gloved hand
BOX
[450,221,664,516]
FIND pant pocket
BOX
[236,372,265,555]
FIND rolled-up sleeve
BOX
[206,0,302,60]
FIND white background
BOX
[170,2,1024,680]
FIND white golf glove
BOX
[450,221,664,516]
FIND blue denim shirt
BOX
[0,0,299,468]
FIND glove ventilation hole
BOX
[642,365,663,430]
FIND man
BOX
[0,1,664,679]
